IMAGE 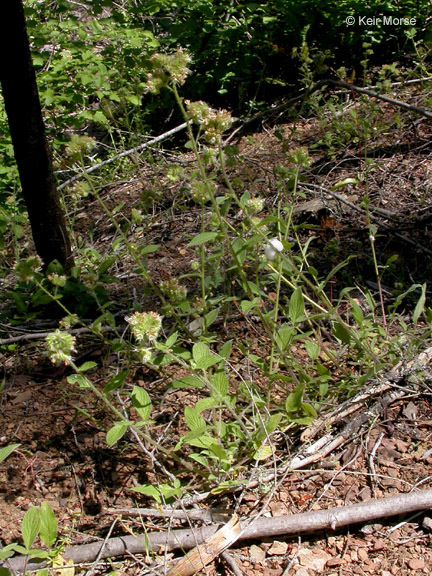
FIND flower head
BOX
[46,329,76,365]
[288,147,311,169]
[160,278,188,303]
[185,100,234,145]
[145,49,192,94]
[134,346,154,363]
[126,311,162,342]
[47,273,67,287]
[14,256,42,284]
[65,135,96,162]
[245,197,264,214]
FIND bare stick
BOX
[5,490,432,573]
[0,325,114,346]
[314,79,432,120]
[57,121,190,191]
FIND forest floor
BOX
[1,81,432,575]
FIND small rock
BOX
[408,558,425,570]
[422,516,432,531]
[249,544,266,563]
[298,549,332,571]
[373,540,386,551]
[270,501,289,516]
[294,568,311,576]
[358,547,369,562]
[350,550,358,562]
[268,540,288,555]
[358,486,372,501]
[326,557,346,567]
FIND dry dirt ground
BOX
[1,81,432,575]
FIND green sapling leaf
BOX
[106,422,128,446]
[39,502,57,548]
[289,287,305,324]
[413,283,427,324]
[21,506,40,551]
[131,386,152,422]
[171,375,205,389]
[285,385,304,413]
[187,232,218,247]
[184,406,206,431]
[0,443,21,464]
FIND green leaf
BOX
[0,443,20,464]
[78,361,97,373]
[187,433,214,449]
[187,232,218,247]
[39,503,57,548]
[210,479,242,494]
[276,324,295,351]
[195,397,219,412]
[218,340,232,360]
[332,177,359,189]
[350,300,364,326]
[132,481,181,503]
[165,331,178,348]
[125,94,141,105]
[131,484,162,503]
[208,442,228,461]
[285,385,303,413]
[131,386,152,423]
[171,375,205,389]
[104,370,128,394]
[211,371,228,397]
[184,406,206,431]
[289,287,305,324]
[67,374,91,389]
[264,413,282,434]
[240,297,260,314]
[139,244,160,255]
[192,342,210,362]
[194,355,221,371]
[413,282,427,323]
[204,307,219,328]
[332,321,352,344]
[22,507,40,551]
[0,543,18,562]
[305,340,320,361]
[301,402,317,418]
[253,444,274,461]
[106,422,128,446]
[189,453,209,467]
[192,342,220,370]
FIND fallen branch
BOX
[4,490,432,574]
[226,76,432,142]
[0,325,114,346]
[301,346,432,443]
[57,121,190,191]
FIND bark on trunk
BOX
[0,0,73,272]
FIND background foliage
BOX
[1,0,430,199]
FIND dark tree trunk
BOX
[0,0,73,273]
